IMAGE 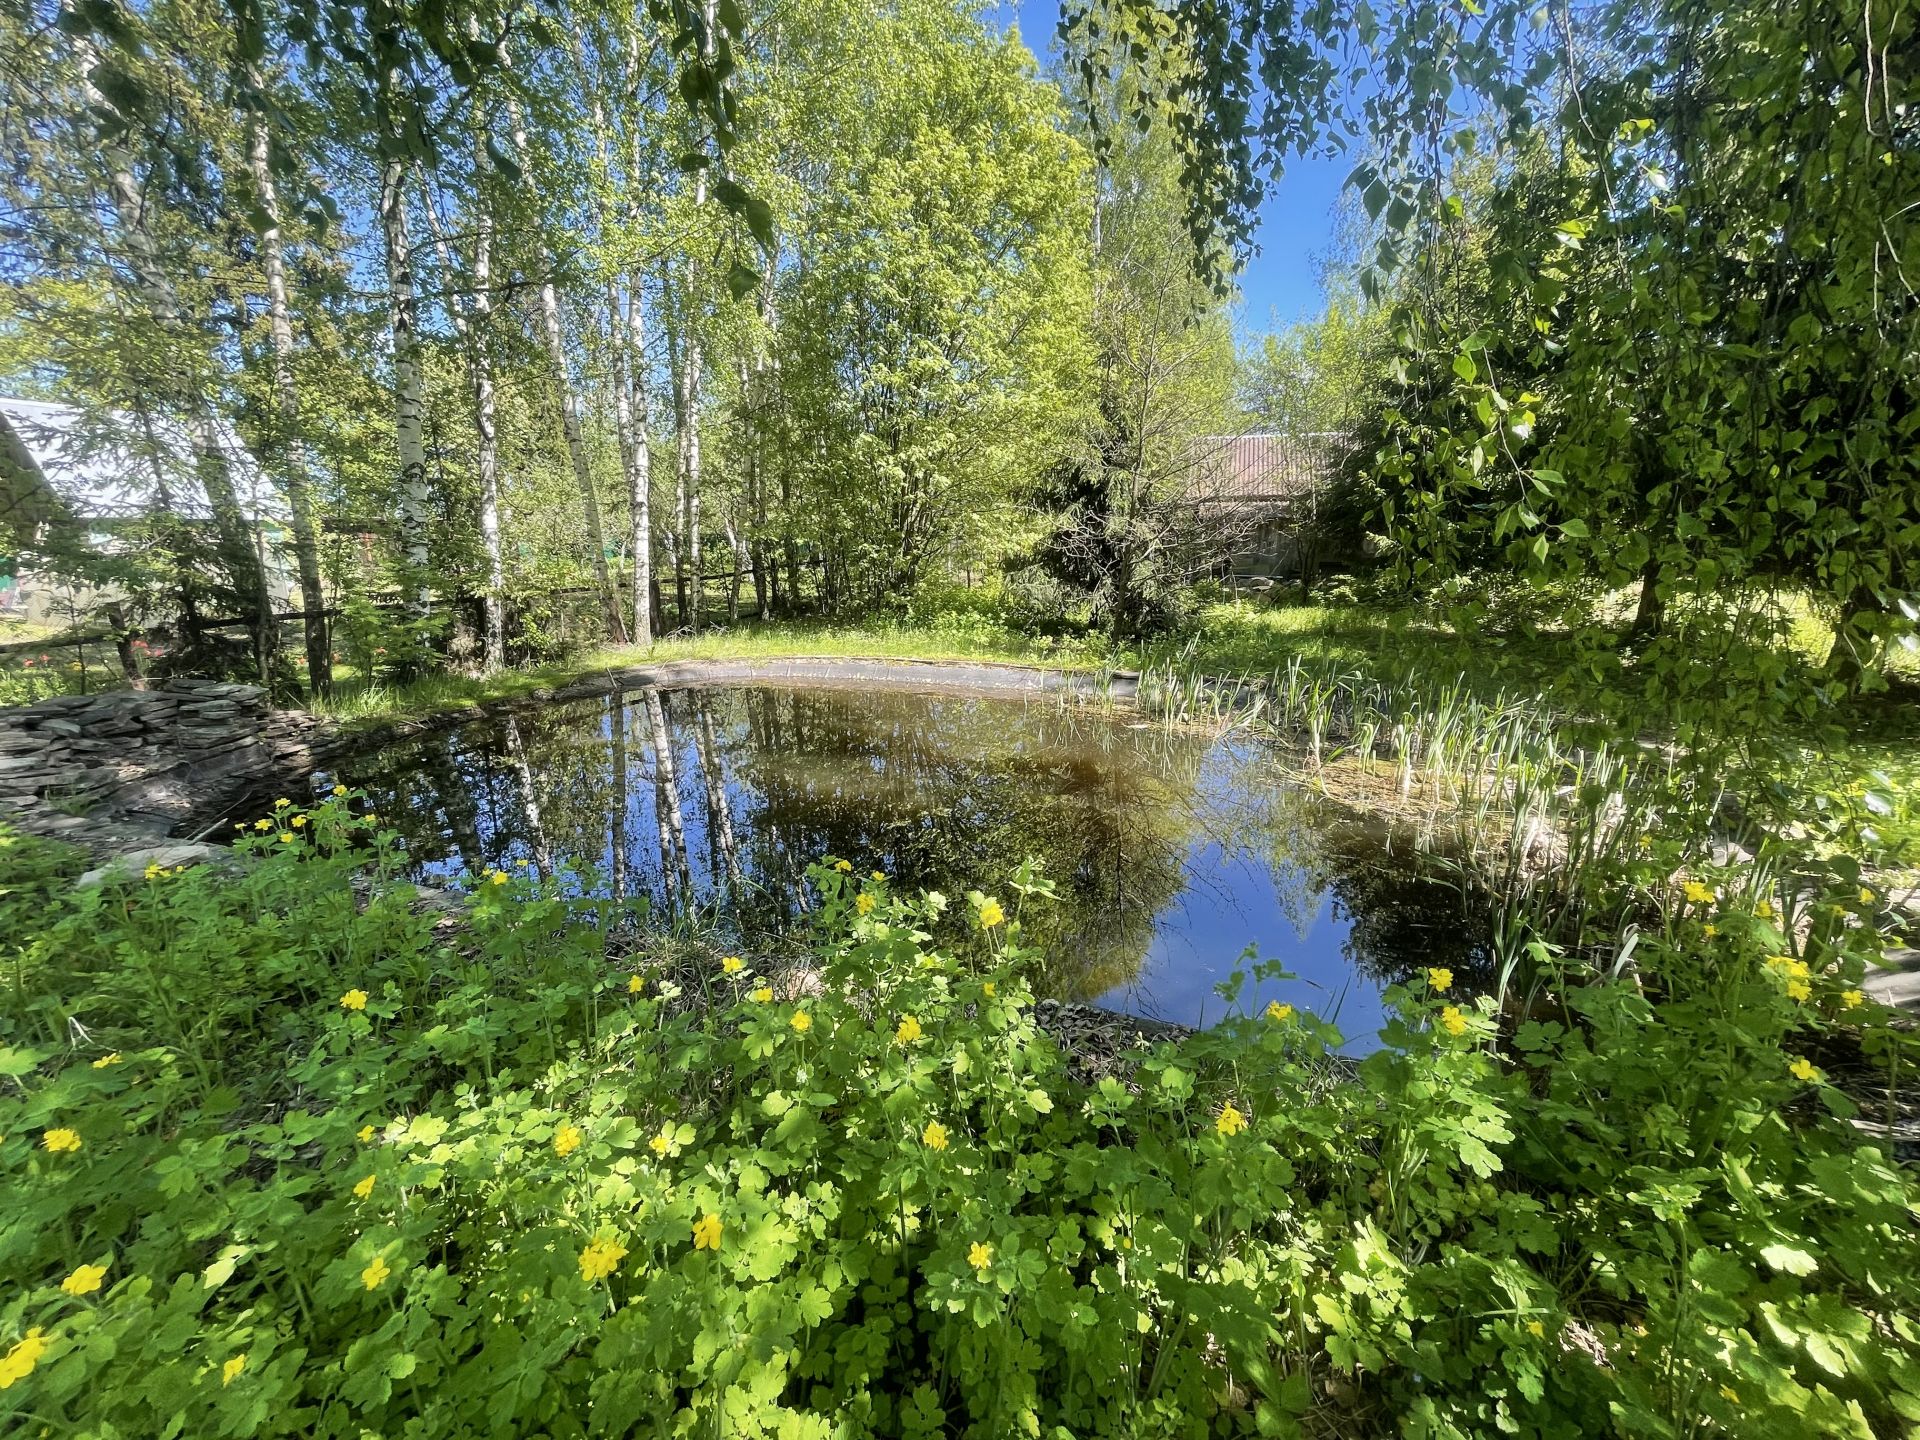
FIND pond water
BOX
[260,684,1491,1044]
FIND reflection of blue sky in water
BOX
[241,685,1484,1042]
[1107,841,1392,1051]
[1093,736,1407,1051]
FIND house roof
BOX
[1185,432,1346,506]
[0,395,286,526]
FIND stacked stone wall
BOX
[0,680,333,853]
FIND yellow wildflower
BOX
[968,1241,992,1272]
[361,1255,391,1290]
[791,1011,812,1033]
[692,1213,723,1251]
[274,798,290,809]
[721,955,745,974]
[144,863,163,880]
[1840,989,1865,1010]
[833,859,853,873]
[1754,899,1775,919]
[357,1124,376,1143]
[91,1052,121,1069]
[1683,880,1716,905]
[1786,978,1811,1003]
[922,1120,949,1151]
[339,989,368,1011]
[1788,1056,1820,1083]
[42,1128,81,1153]
[222,1352,247,1386]
[978,899,1005,929]
[1703,923,1718,938]
[1426,967,1453,992]
[855,892,876,916]
[627,974,645,994]
[895,1014,922,1044]
[553,1122,583,1158]
[291,815,306,828]
[578,1236,628,1283]
[0,1328,49,1390]
[871,871,885,882]
[515,857,529,866]
[488,870,508,886]
[365,813,378,824]
[254,818,272,832]
[332,784,349,797]
[751,986,773,1003]
[353,1174,375,1199]
[1215,1103,1248,1137]
[60,1262,108,1296]
[1266,1000,1293,1022]
[1859,887,1874,905]
[1525,1319,1545,1337]
[649,1124,678,1158]
[277,832,294,844]
[1439,1005,1469,1037]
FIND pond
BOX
[255,681,1491,1045]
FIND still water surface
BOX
[293,684,1488,1043]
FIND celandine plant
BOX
[0,800,1916,1437]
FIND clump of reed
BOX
[1127,653,1772,994]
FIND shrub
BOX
[1,801,1916,1436]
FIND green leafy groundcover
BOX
[1,802,1917,1438]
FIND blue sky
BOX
[986,0,1352,339]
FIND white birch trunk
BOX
[245,78,330,691]
[379,151,432,615]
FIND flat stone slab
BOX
[1863,949,1920,1012]
[76,841,237,887]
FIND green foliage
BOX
[758,6,1093,613]
[1030,65,1239,638]
[1094,0,1918,737]
[2,799,1916,1436]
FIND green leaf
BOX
[726,261,762,301]
[1759,1243,1818,1276]
[485,136,521,183]
[741,195,775,253]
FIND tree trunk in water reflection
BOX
[643,688,692,903]
[692,695,741,888]
[608,693,630,901]
[413,733,485,877]
[503,715,554,880]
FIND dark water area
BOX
[242,684,1491,1046]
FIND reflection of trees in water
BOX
[1192,749,1499,991]
[690,694,741,889]
[643,689,693,902]
[715,688,1201,998]
[329,684,1496,1004]
[607,693,629,900]
[502,715,553,880]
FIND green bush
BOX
[1,801,1916,1437]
